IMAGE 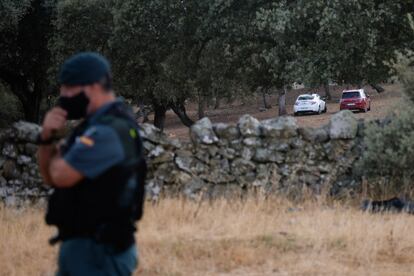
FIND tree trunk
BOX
[370,83,385,93]
[31,81,44,123]
[262,89,272,109]
[278,87,287,116]
[0,0,51,123]
[19,94,40,123]
[1,71,42,123]
[136,103,151,123]
[206,94,216,108]
[153,103,167,131]
[214,97,221,109]
[11,84,42,123]
[323,83,332,100]
[198,94,206,119]
[171,102,194,127]
[213,88,221,109]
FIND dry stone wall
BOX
[0,122,49,206]
[0,110,365,206]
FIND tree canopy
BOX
[0,0,413,127]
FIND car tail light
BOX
[294,102,299,106]
[310,101,317,105]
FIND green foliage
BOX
[0,83,23,128]
[0,0,54,122]
[361,106,414,177]
[0,0,31,30]
[358,56,414,195]
[1,0,414,125]
[110,0,186,104]
[253,0,414,88]
[395,52,414,103]
[48,0,115,81]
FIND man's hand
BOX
[38,107,67,185]
[41,107,67,140]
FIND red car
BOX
[340,89,371,112]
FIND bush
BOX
[0,83,24,128]
[359,55,414,197]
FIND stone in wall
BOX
[329,110,358,139]
[299,126,329,143]
[213,123,240,140]
[190,117,219,145]
[262,116,298,138]
[238,115,261,137]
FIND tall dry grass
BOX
[1,197,414,275]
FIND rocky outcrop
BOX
[0,111,363,205]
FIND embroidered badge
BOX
[79,136,95,147]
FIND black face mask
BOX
[57,91,90,120]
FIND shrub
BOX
[358,55,414,197]
[0,83,24,128]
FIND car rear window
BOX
[342,92,361,99]
[298,95,314,101]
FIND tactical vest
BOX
[45,102,147,252]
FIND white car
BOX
[293,93,327,116]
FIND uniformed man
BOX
[37,52,146,276]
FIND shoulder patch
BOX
[78,136,95,147]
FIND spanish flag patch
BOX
[79,136,95,147]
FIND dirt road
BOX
[160,84,402,140]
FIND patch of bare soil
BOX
[160,84,402,140]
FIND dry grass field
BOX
[2,197,414,276]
